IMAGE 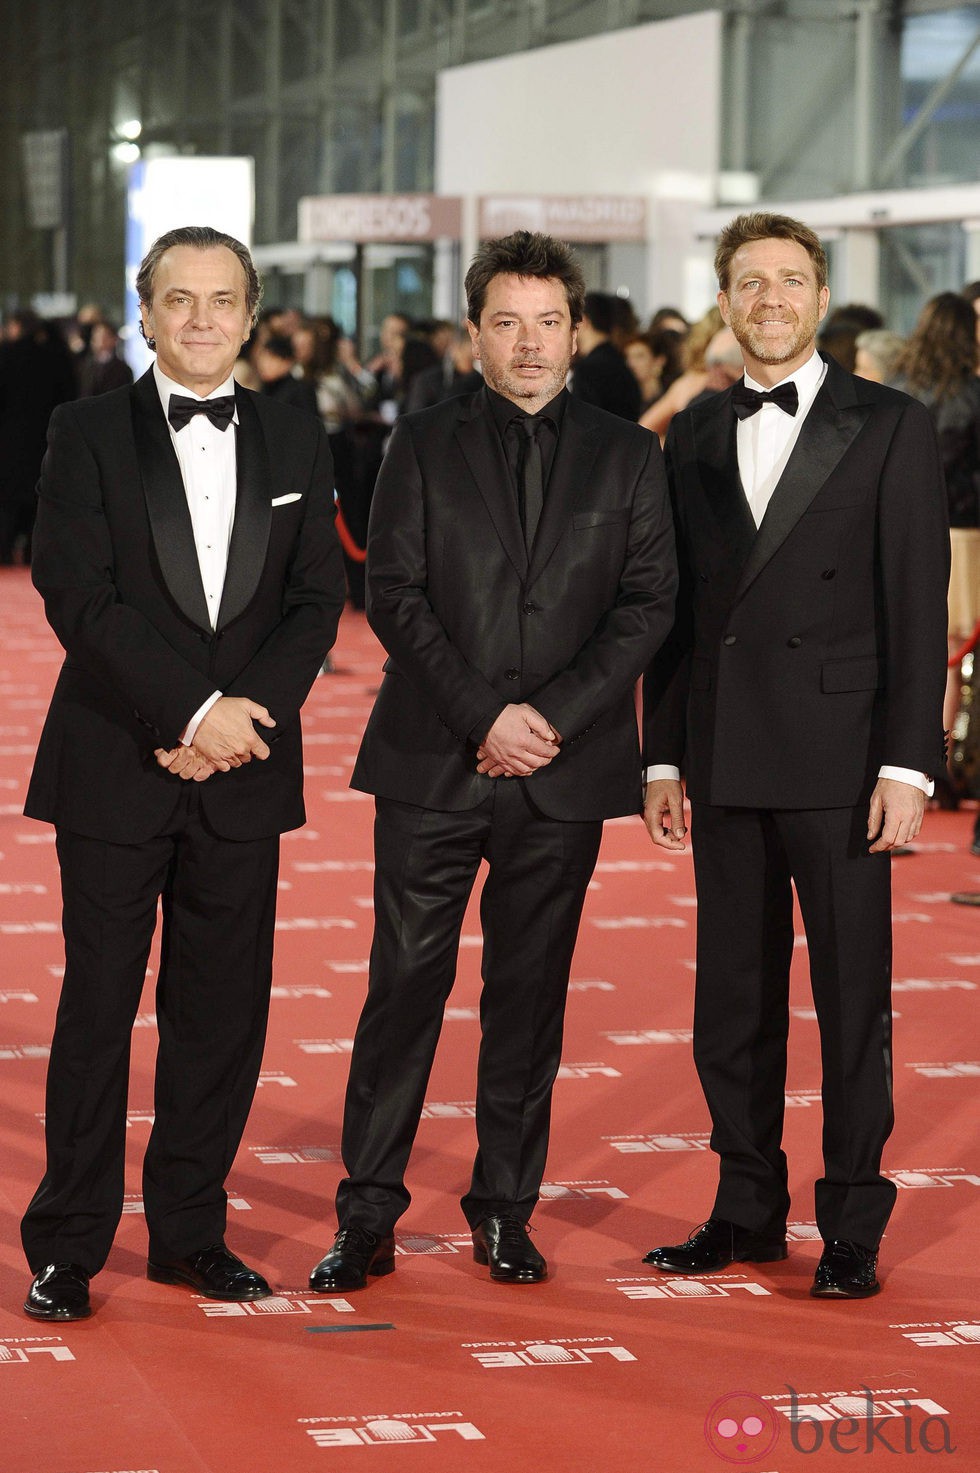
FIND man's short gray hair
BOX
[136,226,262,343]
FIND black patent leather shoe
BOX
[24,1263,92,1321]
[472,1215,547,1283]
[643,1217,788,1273]
[810,1239,880,1298]
[147,1243,270,1300]
[309,1227,396,1292]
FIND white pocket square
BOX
[271,493,302,507]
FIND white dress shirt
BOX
[646,350,931,795]
[152,364,237,742]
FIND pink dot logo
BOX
[704,1392,780,1463]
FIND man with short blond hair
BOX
[642,211,949,1298]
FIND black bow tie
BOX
[167,393,236,432]
[731,380,799,420]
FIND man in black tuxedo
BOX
[642,213,949,1298]
[21,226,345,1321]
[308,231,676,1291]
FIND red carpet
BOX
[1,565,977,1471]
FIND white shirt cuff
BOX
[878,765,934,797]
[644,764,681,785]
[181,691,222,746]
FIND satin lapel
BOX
[526,398,603,585]
[733,359,872,602]
[691,389,756,565]
[454,391,527,578]
[216,386,272,629]
[130,370,211,630]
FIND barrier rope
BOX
[948,618,980,668]
[334,500,367,564]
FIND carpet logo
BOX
[590,915,687,929]
[603,1027,693,1046]
[786,1222,823,1242]
[540,1179,627,1200]
[256,1071,298,1088]
[124,1192,250,1215]
[606,1131,709,1153]
[0,921,58,934]
[271,985,332,999]
[395,1233,471,1255]
[567,978,616,992]
[299,1412,484,1447]
[557,1062,622,1079]
[0,989,38,1003]
[893,977,976,991]
[906,1061,980,1079]
[705,1392,780,1463]
[419,1101,476,1119]
[886,1168,980,1189]
[294,1038,354,1054]
[892,1319,980,1348]
[0,1336,75,1364]
[768,1386,955,1455]
[125,1110,155,1128]
[0,1043,50,1059]
[613,1275,770,1300]
[199,1293,354,1317]
[251,1145,340,1163]
[274,916,357,931]
[463,1336,636,1368]
[785,1089,822,1108]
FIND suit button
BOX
[505,668,519,680]
[699,572,709,582]
[821,568,837,580]
[787,636,803,648]
[723,634,737,646]
[522,602,536,615]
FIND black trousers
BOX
[21,788,280,1275]
[335,782,603,1235]
[691,800,897,1249]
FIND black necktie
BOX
[167,393,236,432]
[518,416,544,553]
[731,381,799,420]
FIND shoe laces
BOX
[492,1214,531,1249]
[334,1226,378,1253]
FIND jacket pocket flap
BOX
[821,657,883,693]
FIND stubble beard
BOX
[729,306,820,368]
[483,358,568,407]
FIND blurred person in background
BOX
[366,311,410,417]
[255,334,319,417]
[78,320,133,397]
[570,290,642,420]
[624,329,684,413]
[640,305,724,440]
[403,325,483,412]
[962,281,980,364]
[0,310,76,564]
[891,292,980,795]
[684,325,745,410]
[649,305,689,337]
[609,295,640,352]
[397,331,441,415]
[854,329,906,385]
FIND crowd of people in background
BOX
[3,272,980,841]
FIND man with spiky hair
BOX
[642,212,949,1299]
[309,231,676,1291]
[21,226,345,1321]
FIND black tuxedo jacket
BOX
[25,370,345,843]
[351,388,676,820]
[643,355,950,809]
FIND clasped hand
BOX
[476,703,561,778]
[153,696,275,783]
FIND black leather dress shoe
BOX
[810,1239,880,1298]
[643,1218,788,1273]
[309,1228,396,1292]
[146,1243,270,1300]
[472,1215,547,1283]
[24,1263,92,1321]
